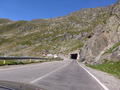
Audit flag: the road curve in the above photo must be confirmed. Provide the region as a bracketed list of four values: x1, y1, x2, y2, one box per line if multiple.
[0, 59, 106, 90]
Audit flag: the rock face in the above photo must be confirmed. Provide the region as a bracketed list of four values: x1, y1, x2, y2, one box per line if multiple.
[110, 46, 120, 61]
[79, 0, 120, 64]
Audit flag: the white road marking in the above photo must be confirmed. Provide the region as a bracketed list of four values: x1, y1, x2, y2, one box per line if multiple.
[30, 61, 72, 83]
[76, 60, 109, 90]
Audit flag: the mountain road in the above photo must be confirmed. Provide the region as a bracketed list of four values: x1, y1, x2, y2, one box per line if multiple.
[0, 59, 108, 90]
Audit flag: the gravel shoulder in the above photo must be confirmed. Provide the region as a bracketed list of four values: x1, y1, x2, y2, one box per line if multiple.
[82, 63, 120, 90]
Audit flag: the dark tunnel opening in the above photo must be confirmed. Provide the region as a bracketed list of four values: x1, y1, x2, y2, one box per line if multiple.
[70, 54, 78, 59]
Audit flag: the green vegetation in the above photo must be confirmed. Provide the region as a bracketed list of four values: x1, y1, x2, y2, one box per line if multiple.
[101, 13, 111, 24]
[68, 44, 84, 51]
[65, 28, 92, 36]
[92, 20, 104, 27]
[19, 41, 33, 46]
[0, 5, 113, 56]
[33, 44, 52, 52]
[51, 36, 62, 41]
[0, 38, 13, 45]
[104, 41, 120, 54]
[0, 18, 12, 24]
[0, 59, 62, 66]
[0, 52, 4, 56]
[68, 16, 80, 23]
[92, 13, 110, 27]
[0, 20, 27, 33]
[62, 40, 84, 54]
[86, 60, 120, 79]
[79, 28, 92, 33]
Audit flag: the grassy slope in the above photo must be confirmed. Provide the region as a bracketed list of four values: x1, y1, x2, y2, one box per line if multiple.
[0, 19, 91, 56]
[86, 60, 120, 79]
[0, 59, 62, 66]
[0, 18, 12, 24]
[0, 7, 111, 56]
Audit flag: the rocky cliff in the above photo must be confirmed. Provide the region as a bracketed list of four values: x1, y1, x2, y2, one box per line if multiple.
[0, 0, 120, 63]
[79, 0, 120, 64]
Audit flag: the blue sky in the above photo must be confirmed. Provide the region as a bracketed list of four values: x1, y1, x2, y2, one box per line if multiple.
[0, 0, 118, 21]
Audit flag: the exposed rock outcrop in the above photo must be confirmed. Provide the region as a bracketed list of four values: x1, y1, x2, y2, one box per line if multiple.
[79, 0, 120, 64]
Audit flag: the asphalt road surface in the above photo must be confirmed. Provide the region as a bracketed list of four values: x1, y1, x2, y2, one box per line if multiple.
[0, 59, 107, 90]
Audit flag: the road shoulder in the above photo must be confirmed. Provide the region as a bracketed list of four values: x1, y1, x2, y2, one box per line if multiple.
[80, 63, 120, 90]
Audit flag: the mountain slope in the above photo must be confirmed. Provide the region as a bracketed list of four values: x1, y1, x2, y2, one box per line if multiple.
[0, 0, 120, 64]
[80, 0, 120, 64]
[0, 18, 12, 24]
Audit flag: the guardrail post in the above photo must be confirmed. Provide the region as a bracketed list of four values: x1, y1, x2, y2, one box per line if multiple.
[29, 59, 32, 63]
[3, 60, 6, 65]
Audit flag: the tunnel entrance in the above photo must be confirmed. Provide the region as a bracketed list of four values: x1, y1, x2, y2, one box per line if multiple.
[70, 54, 78, 59]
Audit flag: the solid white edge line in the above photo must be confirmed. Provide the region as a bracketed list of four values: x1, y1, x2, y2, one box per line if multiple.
[76, 60, 109, 90]
[30, 61, 72, 83]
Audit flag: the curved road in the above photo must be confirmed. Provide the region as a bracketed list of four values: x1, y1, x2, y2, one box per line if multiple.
[0, 59, 107, 90]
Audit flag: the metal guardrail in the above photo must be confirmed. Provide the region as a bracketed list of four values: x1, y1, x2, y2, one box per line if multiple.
[0, 57, 58, 60]
[0, 57, 62, 65]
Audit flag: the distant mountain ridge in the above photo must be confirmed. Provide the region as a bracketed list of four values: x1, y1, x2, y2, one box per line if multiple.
[0, 0, 120, 64]
[0, 18, 12, 24]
